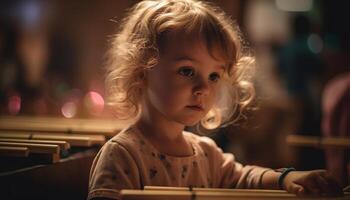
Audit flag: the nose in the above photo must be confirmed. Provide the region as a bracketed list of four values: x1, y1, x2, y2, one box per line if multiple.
[193, 77, 210, 96]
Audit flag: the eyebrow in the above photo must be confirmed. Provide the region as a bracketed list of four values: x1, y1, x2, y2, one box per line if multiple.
[174, 56, 226, 71]
[174, 56, 196, 62]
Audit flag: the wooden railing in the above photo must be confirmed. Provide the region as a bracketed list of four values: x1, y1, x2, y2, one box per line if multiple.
[120, 186, 350, 200]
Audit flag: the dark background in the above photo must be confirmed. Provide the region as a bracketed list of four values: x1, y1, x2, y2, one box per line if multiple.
[1, 0, 349, 185]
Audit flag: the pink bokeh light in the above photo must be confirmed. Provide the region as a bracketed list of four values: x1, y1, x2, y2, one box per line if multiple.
[84, 91, 104, 116]
[8, 95, 21, 115]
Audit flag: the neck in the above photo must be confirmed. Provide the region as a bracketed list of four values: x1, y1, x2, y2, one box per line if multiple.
[135, 99, 195, 157]
[136, 101, 185, 143]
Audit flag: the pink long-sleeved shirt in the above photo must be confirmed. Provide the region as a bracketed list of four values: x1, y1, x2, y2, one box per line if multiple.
[88, 125, 269, 199]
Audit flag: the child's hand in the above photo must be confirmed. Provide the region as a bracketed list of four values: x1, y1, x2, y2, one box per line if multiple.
[282, 170, 343, 196]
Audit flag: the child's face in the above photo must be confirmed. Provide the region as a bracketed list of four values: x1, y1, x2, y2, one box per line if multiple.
[144, 33, 225, 126]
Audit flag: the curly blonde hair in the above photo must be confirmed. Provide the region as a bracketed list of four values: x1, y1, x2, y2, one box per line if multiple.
[105, 0, 255, 129]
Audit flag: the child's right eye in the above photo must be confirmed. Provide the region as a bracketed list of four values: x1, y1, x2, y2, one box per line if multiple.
[177, 67, 195, 77]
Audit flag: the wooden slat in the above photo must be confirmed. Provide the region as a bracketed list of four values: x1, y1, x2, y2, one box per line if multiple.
[31, 134, 92, 147]
[144, 186, 287, 193]
[32, 133, 105, 146]
[84, 134, 106, 145]
[0, 142, 59, 154]
[121, 190, 190, 200]
[0, 132, 28, 139]
[0, 146, 29, 157]
[0, 138, 70, 150]
[145, 186, 350, 197]
[0, 116, 125, 136]
[0, 132, 105, 147]
[0, 142, 60, 163]
[287, 135, 350, 148]
[121, 189, 350, 200]
[121, 190, 350, 200]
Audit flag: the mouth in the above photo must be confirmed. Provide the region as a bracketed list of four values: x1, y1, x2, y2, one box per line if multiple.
[186, 105, 204, 111]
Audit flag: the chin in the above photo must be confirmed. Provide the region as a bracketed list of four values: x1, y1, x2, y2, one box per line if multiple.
[178, 117, 202, 127]
[172, 111, 206, 127]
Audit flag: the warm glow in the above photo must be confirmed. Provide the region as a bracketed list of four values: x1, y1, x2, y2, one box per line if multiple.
[61, 101, 77, 118]
[84, 91, 104, 116]
[8, 95, 21, 115]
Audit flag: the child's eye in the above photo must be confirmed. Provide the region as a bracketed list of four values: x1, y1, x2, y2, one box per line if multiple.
[177, 67, 195, 77]
[209, 72, 221, 82]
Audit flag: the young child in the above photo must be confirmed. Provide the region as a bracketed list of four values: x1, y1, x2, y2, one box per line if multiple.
[88, 0, 342, 199]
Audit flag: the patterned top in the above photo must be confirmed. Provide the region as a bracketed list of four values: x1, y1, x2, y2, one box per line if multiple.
[88, 125, 269, 200]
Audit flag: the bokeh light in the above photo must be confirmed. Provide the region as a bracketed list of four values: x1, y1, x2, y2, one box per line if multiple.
[275, 0, 313, 12]
[61, 101, 77, 118]
[84, 91, 104, 116]
[8, 95, 21, 115]
[307, 34, 323, 54]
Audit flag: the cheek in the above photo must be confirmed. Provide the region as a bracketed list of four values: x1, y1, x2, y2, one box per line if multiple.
[206, 85, 217, 101]
[145, 64, 193, 117]
[151, 70, 189, 94]
[147, 76, 190, 109]
[160, 85, 189, 107]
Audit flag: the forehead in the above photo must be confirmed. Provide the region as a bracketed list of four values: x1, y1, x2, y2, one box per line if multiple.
[159, 31, 226, 66]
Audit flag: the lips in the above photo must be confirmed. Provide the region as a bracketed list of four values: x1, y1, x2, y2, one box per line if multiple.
[186, 105, 204, 111]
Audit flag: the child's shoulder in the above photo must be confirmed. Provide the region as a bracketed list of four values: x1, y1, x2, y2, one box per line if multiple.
[183, 130, 220, 150]
[104, 125, 140, 150]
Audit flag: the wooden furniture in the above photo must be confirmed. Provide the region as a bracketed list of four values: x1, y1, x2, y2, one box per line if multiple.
[0, 132, 105, 148]
[120, 186, 350, 200]
[286, 135, 350, 149]
[286, 134, 350, 189]
[0, 146, 29, 157]
[0, 115, 126, 136]
[0, 115, 123, 200]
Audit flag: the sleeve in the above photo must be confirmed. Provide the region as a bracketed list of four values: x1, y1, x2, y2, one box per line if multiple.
[87, 141, 141, 200]
[202, 137, 270, 189]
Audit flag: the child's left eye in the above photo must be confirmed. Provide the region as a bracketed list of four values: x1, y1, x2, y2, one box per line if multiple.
[209, 72, 221, 82]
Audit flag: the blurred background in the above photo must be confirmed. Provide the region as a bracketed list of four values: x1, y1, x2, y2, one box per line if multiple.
[0, 0, 349, 186]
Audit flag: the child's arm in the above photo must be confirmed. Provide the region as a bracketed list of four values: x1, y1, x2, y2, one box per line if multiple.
[261, 169, 343, 196]
[199, 135, 342, 196]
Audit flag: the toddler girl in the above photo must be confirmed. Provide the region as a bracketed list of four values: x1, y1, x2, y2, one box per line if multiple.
[88, 0, 342, 199]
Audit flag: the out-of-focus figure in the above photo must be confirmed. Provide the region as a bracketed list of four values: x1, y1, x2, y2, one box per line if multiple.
[322, 72, 350, 187]
[276, 15, 324, 170]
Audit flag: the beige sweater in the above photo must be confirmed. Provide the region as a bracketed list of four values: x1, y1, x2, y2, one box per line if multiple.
[88, 125, 269, 199]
